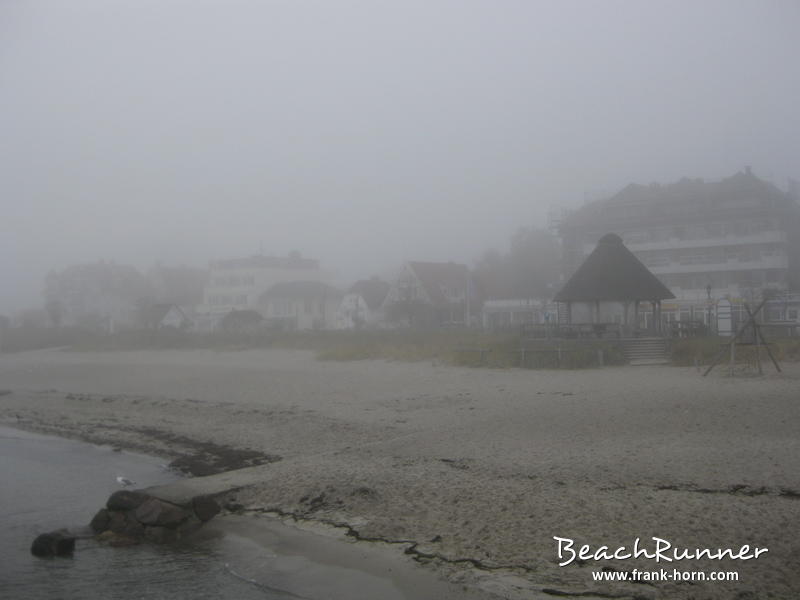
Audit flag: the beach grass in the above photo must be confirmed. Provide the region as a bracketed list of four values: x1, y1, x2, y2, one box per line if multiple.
[670, 336, 800, 366]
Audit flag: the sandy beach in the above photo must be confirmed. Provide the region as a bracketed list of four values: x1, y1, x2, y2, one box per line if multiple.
[1, 348, 799, 599]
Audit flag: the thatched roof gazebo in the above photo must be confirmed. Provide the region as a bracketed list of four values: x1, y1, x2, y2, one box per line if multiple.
[553, 233, 674, 334]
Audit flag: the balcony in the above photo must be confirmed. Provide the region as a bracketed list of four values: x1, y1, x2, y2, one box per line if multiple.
[648, 255, 788, 275]
[623, 230, 786, 253]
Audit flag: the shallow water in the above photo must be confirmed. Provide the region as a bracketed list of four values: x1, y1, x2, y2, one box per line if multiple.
[0, 426, 283, 600]
[0, 426, 467, 600]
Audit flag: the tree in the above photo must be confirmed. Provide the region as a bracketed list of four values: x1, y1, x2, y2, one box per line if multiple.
[43, 262, 152, 329]
[474, 227, 561, 300]
[147, 264, 207, 306]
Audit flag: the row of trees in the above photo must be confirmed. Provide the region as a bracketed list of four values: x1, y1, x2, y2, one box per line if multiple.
[42, 262, 207, 329]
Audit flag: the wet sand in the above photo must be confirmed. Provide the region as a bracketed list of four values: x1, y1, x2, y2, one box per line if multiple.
[1, 348, 799, 599]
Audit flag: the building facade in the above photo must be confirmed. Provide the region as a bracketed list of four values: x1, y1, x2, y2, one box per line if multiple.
[382, 261, 477, 328]
[336, 278, 390, 329]
[258, 281, 342, 331]
[559, 169, 800, 331]
[481, 299, 559, 331]
[197, 253, 326, 315]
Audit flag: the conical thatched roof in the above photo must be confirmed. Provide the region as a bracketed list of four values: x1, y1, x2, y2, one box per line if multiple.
[554, 234, 674, 302]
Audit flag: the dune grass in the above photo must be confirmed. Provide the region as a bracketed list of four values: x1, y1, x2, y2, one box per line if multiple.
[670, 336, 800, 367]
[52, 327, 627, 369]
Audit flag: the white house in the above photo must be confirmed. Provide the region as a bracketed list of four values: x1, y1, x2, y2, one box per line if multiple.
[382, 261, 477, 328]
[140, 304, 193, 330]
[336, 278, 390, 329]
[258, 281, 342, 331]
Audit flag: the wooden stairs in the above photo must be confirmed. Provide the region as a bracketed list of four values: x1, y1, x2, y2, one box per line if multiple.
[622, 337, 670, 366]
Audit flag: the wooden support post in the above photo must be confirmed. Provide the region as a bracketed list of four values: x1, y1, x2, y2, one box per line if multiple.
[651, 301, 657, 334]
[753, 309, 763, 375]
[657, 300, 662, 335]
[703, 297, 769, 377]
[744, 303, 781, 373]
[729, 339, 735, 378]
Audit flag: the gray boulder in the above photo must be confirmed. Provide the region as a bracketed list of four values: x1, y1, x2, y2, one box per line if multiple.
[192, 495, 221, 522]
[89, 508, 110, 533]
[31, 531, 75, 557]
[107, 490, 149, 511]
[106, 510, 129, 534]
[134, 498, 189, 528]
[143, 526, 177, 544]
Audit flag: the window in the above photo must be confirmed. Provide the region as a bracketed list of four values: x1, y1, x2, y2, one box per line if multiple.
[767, 308, 783, 322]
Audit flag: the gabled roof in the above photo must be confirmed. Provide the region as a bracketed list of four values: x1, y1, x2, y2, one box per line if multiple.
[348, 279, 390, 310]
[141, 303, 188, 327]
[554, 234, 675, 302]
[259, 281, 341, 302]
[408, 261, 471, 306]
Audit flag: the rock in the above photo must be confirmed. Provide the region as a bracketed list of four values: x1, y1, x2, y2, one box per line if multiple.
[89, 508, 111, 533]
[121, 516, 145, 538]
[96, 530, 139, 547]
[107, 490, 149, 511]
[134, 498, 188, 528]
[143, 526, 177, 544]
[106, 510, 129, 534]
[224, 502, 245, 513]
[31, 531, 76, 557]
[192, 495, 221, 522]
[176, 514, 203, 538]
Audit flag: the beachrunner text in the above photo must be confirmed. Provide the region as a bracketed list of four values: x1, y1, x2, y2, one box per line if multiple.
[553, 536, 768, 567]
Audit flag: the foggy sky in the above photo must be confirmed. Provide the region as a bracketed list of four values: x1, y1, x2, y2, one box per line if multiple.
[2, 0, 799, 313]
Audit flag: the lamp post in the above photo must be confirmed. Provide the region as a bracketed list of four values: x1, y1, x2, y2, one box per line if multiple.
[706, 283, 713, 335]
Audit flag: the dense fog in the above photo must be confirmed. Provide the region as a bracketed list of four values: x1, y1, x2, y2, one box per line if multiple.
[1, 0, 798, 313]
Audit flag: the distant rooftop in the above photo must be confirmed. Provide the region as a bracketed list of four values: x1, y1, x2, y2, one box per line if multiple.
[562, 168, 795, 229]
[408, 261, 471, 306]
[348, 278, 390, 310]
[211, 254, 319, 270]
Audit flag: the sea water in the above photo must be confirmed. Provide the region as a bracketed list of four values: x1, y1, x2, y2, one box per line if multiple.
[0, 426, 281, 600]
[0, 426, 462, 600]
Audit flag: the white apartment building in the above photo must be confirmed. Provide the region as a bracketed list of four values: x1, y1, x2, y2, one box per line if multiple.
[559, 169, 800, 329]
[196, 253, 328, 327]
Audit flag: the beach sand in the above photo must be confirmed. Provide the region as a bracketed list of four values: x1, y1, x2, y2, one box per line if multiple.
[1, 348, 798, 599]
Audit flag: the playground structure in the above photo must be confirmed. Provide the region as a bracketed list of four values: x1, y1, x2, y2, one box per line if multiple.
[703, 298, 782, 377]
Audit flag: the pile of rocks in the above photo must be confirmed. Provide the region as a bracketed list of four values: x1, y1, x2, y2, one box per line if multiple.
[89, 489, 220, 546]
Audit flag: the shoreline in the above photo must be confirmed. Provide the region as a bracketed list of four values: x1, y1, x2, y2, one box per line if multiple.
[2, 348, 800, 599]
[2, 421, 492, 600]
